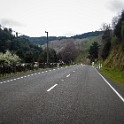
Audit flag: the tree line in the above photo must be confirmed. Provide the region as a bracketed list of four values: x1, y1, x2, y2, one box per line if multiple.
[0, 26, 79, 76]
[88, 10, 124, 63]
[0, 27, 59, 64]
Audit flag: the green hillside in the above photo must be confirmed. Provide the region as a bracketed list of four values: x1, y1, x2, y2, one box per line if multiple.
[21, 31, 103, 45]
[99, 10, 124, 86]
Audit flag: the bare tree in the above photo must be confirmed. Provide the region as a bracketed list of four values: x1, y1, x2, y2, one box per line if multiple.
[112, 16, 119, 30]
[61, 42, 78, 64]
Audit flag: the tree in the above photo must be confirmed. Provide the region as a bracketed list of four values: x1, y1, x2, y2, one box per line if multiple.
[38, 49, 57, 63]
[112, 16, 119, 30]
[38, 50, 47, 63]
[61, 42, 78, 64]
[89, 42, 99, 62]
[49, 49, 57, 63]
[102, 41, 111, 60]
[114, 10, 124, 40]
[101, 23, 112, 40]
[25, 51, 34, 63]
[100, 23, 112, 60]
[0, 50, 21, 64]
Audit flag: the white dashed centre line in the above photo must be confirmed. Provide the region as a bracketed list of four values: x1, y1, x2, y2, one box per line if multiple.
[47, 84, 58, 92]
[66, 74, 70, 77]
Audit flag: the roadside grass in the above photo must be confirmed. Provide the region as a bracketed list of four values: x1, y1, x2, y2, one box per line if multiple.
[0, 69, 43, 79]
[99, 68, 124, 87]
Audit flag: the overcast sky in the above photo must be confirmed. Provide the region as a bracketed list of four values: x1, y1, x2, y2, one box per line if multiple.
[0, 0, 124, 37]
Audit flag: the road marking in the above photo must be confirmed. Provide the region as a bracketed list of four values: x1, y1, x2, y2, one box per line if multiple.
[47, 84, 58, 92]
[61, 79, 64, 82]
[96, 69, 124, 103]
[66, 74, 70, 77]
[0, 66, 66, 85]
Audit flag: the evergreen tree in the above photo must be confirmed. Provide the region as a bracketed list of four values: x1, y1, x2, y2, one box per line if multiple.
[114, 10, 124, 40]
[89, 42, 99, 62]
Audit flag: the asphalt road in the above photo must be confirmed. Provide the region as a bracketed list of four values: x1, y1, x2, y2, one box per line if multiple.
[0, 65, 124, 124]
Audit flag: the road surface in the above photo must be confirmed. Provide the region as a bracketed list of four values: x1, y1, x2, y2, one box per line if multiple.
[0, 65, 124, 124]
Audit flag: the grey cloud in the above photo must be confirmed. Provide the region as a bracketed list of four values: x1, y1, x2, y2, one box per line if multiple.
[0, 18, 25, 27]
[106, 0, 124, 13]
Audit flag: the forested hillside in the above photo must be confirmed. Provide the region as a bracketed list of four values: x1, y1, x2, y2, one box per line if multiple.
[0, 26, 103, 65]
[42, 34, 102, 63]
[0, 27, 43, 63]
[0, 28, 58, 64]
[21, 35, 68, 45]
[102, 10, 124, 73]
[21, 31, 103, 45]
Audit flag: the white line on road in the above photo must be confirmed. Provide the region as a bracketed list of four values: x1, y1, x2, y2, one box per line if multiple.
[61, 79, 64, 82]
[47, 84, 58, 92]
[66, 74, 70, 77]
[96, 69, 124, 103]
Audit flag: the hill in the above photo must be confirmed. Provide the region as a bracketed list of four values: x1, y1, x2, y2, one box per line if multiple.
[21, 35, 68, 45]
[42, 33, 102, 63]
[101, 10, 124, 73]
[0, 26, 103, 64]
[20, 31, 103, 45]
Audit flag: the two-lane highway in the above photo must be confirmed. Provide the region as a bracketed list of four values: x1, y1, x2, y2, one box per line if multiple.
[0, 65, 124, 124]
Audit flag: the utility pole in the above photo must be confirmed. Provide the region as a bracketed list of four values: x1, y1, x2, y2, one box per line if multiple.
[45, 31, 49, 64]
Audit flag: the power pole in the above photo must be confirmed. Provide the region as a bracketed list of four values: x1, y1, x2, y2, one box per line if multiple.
[45, 31, 49, 64]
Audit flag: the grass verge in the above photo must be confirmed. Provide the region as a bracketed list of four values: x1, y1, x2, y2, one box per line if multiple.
[99, 68, 124, 87]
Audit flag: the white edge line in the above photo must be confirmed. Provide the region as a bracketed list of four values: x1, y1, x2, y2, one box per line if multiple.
[95, 68, 124, 103]
[47, 84, 58, 92]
